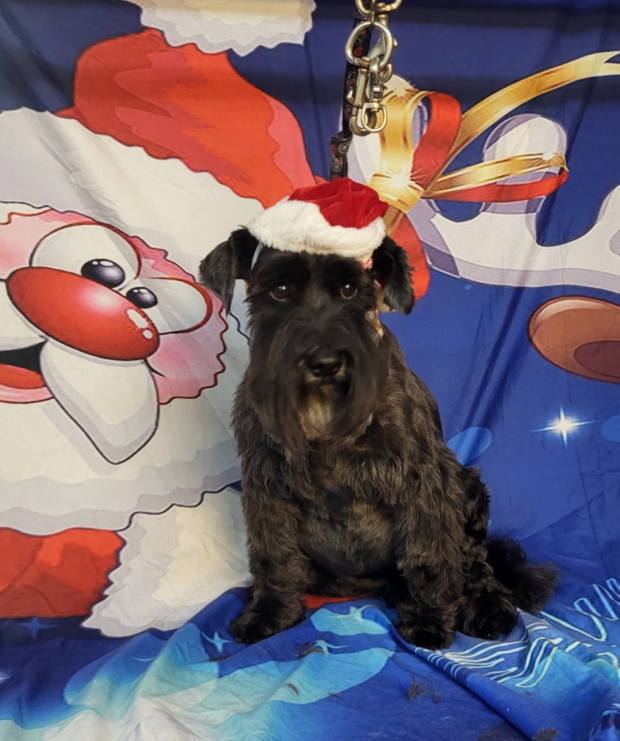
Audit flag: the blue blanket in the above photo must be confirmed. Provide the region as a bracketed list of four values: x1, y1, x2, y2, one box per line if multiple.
[1, 582, 619, 739]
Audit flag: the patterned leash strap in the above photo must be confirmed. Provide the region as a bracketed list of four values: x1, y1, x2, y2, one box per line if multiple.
[329, 21, 373, 181]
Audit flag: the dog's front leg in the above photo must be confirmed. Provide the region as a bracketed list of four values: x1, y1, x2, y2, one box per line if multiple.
[393, 463, 466, 651]
[230, 488, 309, 644]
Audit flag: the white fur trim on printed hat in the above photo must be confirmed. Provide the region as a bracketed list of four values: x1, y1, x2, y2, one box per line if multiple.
[247, 197, 386, 261]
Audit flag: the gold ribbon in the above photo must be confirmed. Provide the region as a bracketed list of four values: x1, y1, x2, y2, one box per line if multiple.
[428, 152, 567, 198]
[451, 51, 620, 160]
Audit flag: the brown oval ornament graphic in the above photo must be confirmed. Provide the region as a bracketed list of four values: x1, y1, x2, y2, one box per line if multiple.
[528, 296, 620, 383]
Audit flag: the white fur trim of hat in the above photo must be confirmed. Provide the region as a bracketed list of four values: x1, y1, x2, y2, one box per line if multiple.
[248, 197, 386, 261]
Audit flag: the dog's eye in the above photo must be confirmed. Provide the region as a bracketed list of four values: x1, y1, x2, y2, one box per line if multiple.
[340, 283, 357, 299]
[271, 283, 292, 301]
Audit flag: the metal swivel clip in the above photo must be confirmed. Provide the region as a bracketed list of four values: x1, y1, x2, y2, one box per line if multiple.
[344, 0, 402, 136]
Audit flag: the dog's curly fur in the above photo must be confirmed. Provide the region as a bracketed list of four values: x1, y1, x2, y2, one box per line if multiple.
[200, 228, 558, 650]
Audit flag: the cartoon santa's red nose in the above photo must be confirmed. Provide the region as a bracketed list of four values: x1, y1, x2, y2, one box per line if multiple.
[7, 267, 160, 361]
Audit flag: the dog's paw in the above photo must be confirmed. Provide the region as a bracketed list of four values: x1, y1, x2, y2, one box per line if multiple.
[396, 619, 454, 651]
[230, 601, 304, 645]
[230, 609, 274, 644]
[462, 588, 518, 641]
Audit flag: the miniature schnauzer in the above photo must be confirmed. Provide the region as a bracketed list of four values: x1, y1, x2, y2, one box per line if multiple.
[200, 229, 558, 650]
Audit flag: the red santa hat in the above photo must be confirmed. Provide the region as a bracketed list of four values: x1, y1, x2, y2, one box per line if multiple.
[247, 178, 388, 264]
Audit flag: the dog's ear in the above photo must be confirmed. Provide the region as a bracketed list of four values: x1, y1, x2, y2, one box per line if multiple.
[199, 228, 259, 312]
[370, 236, 415, 314]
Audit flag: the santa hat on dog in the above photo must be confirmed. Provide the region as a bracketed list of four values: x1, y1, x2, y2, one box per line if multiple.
[200, 177, 415, 316]
[247, 178, 388, 266]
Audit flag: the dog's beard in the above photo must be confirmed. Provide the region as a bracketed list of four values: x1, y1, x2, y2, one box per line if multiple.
[247, 314, 384, 457]
[298, 383, 341, 439]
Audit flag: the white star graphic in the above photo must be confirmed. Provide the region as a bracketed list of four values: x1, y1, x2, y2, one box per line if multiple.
[535, 408, 594, 446]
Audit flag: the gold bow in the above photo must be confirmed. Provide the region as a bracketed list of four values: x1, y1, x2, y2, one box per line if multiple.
[369, 51, 620, 221]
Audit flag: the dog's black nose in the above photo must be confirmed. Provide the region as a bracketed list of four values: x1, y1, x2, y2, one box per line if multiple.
[306, 349, 344, 379]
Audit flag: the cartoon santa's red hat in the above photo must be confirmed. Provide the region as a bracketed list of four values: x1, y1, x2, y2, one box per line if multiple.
[247, 178, 388, 263]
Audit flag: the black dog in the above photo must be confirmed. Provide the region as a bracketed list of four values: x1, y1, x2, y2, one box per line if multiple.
[200, 229, 558, 650]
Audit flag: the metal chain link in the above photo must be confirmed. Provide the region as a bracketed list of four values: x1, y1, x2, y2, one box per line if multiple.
[344, 0, 402, 136]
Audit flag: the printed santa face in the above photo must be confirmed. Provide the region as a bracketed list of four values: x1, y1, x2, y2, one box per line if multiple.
[0, 203, 251, 535]
[2, 212, 210, 461]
